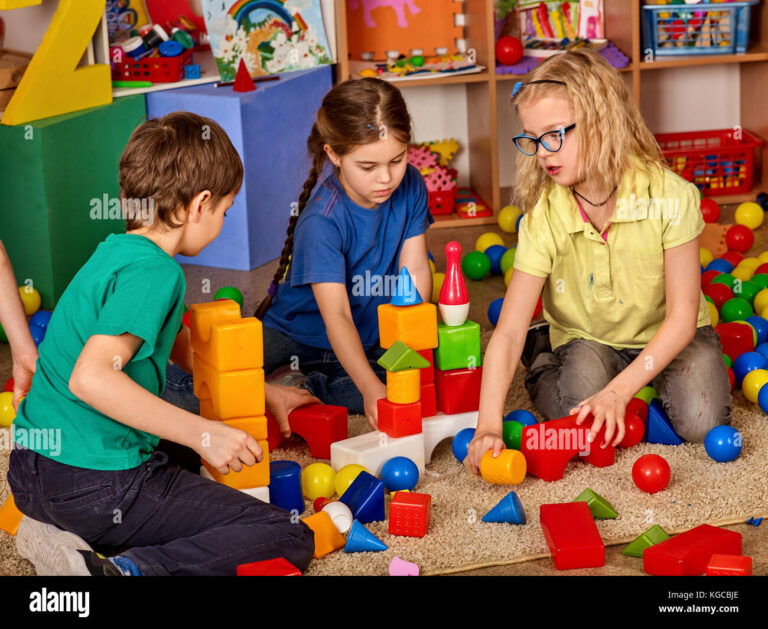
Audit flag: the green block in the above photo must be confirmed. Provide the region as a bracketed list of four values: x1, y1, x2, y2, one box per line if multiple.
[377, 340, 430, 372]
[435, 320, 482, 371]
[0, 95, 147, 309]
[634, 385, 658, 405]
[573, 488, 618, 519]
[623, 525, 670, 558]
[502, 420, 523, 450]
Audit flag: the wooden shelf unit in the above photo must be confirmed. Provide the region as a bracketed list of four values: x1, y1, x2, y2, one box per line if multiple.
[333, 0, 768, 226]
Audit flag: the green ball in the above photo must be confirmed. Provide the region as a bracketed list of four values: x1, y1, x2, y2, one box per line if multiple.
[500, 247, 517, 275]
[461, 251, 491, 280]
[635, 385, 658, 405]
[214, 286, 244, 308]
[733, 279, 761, 305]
[502, 420, 524, 450]
[710, 273, 736, 290]
[0, 322, 6, 343]
[721, 298, 753, 323]
[751, 273, 768, 290]
[723, 353, 732, 368]
[410, 55, 425, 67]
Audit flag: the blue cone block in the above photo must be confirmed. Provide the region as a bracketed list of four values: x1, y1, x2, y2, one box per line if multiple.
[482, 491, 526, 524]
[344, 520, 388, 553]
[268, 461, 305, 515]
[390, 267, 422, 306]
[646, 399, 684, 445]
[339, 471, 385, 523]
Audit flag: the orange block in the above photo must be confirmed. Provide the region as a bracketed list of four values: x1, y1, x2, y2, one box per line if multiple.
[386, 369, 421, 404]
[303, 510, 345, 558]
[0, 495, 23, 536]
[202, 439, 270, 489]
[190, 301, 263, 371]
[378, 302, 438, 350]
[193, 353, 265, 419]
[199, 400, 268, 440]
[481, 449, 527, 485]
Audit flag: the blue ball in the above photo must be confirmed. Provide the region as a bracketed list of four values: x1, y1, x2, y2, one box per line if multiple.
[427, 250, 435, 263]
[485, 244, 507, 275]
[704, 425, 742, 462]
[452, 428, 475, 462]
[746, 316, 768, 346]
[706, 259, 734, 274]
[732, 351, 768, 387]
[756, 343, 768, 361]
[504, 409, 537, 426]
[758, 383, 768, 413]
[381, 456, 419, 491]
[29, 322, 45, 347]
[515, 213, 523, 232]
[487, 297, 504, 326]
[29, 310, 52, 330]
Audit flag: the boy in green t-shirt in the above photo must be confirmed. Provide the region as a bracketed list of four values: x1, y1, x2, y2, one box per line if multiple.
[7, 112, 316, 576]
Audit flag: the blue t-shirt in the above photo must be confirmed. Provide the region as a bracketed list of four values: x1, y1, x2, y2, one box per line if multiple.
[262, 163, 434, 350]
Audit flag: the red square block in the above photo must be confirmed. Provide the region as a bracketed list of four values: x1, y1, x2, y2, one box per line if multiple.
[389, 491, 431, 537]
[236, 557, 302, 576]
[377, 398, 422, 437]
[705, 554, 752, 576]
[644, 524, 742, 576]
[540, 502, 605, 570]
[265, 403, 348, 458]
[420, 381, 437, 418]
[418, 349, 434, 384]
[435, 366, 482, 414]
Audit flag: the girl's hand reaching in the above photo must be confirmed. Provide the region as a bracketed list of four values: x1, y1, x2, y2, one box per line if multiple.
[195, 418, 263, 476]
[466, 430, 505, 476]
[569, 387, 630, 448]
[362, 380, 387, 431]
[265, 383, 321, 439]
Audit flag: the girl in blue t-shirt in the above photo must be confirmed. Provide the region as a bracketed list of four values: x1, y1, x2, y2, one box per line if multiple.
[256, 78, 434, 430]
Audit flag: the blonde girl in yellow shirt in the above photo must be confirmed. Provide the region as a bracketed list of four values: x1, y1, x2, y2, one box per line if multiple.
[467, 49, 731, 474]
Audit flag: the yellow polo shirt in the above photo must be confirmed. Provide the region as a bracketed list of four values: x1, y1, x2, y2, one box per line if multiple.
[514, 162, 711, 351]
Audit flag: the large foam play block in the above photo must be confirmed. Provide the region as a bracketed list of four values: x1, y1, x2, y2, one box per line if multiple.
[0, 95, 146, 308]
[420, 382, 437, 419]
[646, 399, 684, 445]
[418, 349, 434, 384]
[435, 367, 482, 414]
[285, 404, 348, 459]
[145, 67, 332, 271]
[0, 495, 23, 535]
[193, 353, 265, 419]
[190, 301, 263, 371]
[338, 471, 385, 523]
[237, 558, 302, 576]
[705, 554, 752, 576]
[623, 525, 670, 557]
[389, 492, 431, 538]
[378, 302, 439, 350]
[422, 411, 477, 463]
[377, 341, 430, 372]
[540, 502, 605, 570]
[303, 510, 346, 558]
[435, 320, 482, 371]
[643, 524, 742, 576]
[202, 439, 270, 489]
[377, 398, 422, 438]
[386, 369, 421, 404]
[331, 431, 426, 477]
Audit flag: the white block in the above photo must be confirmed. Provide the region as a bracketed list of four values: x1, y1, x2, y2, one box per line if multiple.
[200, 466, 270, 502]
[331, 431, 426, 477]
[422, 411, 478, 463]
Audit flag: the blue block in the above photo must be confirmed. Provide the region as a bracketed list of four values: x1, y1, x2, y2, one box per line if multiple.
[268, 460, 304, 515]
[338, 471, 385, 523]
[390, 267, 421, 306]
[646, 399, 684, 445]
[184, 64, 201, 79]
[344, 520, 388, 553]
[482, 491, 526, 524]
[146, 67, 333, 270]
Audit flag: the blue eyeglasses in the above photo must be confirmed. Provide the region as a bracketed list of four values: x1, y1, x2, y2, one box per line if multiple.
[513, 123, 576, 156]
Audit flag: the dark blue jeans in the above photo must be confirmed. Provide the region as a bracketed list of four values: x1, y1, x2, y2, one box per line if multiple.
[7, 445, 315, 576]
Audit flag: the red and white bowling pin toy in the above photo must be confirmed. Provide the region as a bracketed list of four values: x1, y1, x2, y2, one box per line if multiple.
[439, 241, 470, 326]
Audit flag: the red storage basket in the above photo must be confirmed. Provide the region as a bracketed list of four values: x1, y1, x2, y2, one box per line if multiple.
[428, 188, 457, 215]
[655, 128, 764, 197]
[112, 49, 193, 83]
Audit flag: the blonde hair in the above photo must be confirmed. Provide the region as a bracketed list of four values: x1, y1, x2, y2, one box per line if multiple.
[510, 48, 665, 213]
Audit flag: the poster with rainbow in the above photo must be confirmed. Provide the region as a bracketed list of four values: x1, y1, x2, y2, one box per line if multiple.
[202, 0, 332, 80]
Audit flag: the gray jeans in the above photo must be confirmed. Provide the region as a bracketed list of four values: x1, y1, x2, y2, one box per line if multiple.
[525, 325, 732, 443]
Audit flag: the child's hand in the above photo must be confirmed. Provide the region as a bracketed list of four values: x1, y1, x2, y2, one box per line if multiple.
[11, 350, 37, 410]
[569, 387, 629, 448]
[265, 383, 321, 438]
[466, 430, 505, 476]
[196, 419, 263, 475]
[363, 380, 387, 431]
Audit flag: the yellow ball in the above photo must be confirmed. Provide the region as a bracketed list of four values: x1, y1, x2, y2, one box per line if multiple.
[301, 463, 336, 500]
[742, 368, 768, 403]
[0, 392, 15, 427]
[432, 272, 445, 303]
[740, 257, 761, 270]
[732, 265, 754, 282]
[18, 286, 41, 316]
[735, 321, 758, 347]
[475, 232, 505, 253]
[334, 464, 368, 498]
[428, 259, 435, 274]
[498, 205, 523, 233]
[707, 300, 719, 326]
[735, 202, 764, 230]
[757, 251, 768, 264]
[754, 289, 768, 315]
[700, 247, 714, 269]
[504, 266, 514, 287]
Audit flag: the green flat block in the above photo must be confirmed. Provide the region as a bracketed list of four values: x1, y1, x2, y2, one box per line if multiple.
[377, 340, 430, 372]
[634, 385, 658, 405]
[623, 525, 670, 558]
[573, 488, 618, 519]
[0, 95, 147, 309]
[435, 320, 482, 371]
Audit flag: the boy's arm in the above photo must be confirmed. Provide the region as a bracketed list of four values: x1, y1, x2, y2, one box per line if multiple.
[398, 233, 432, 303]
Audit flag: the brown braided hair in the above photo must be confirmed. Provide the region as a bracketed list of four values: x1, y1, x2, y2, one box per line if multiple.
[254, 77, 412, 319]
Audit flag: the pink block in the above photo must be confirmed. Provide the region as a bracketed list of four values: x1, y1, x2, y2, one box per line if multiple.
[389, 556, 419, 576]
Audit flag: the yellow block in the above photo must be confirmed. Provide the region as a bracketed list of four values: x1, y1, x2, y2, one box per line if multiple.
[193, 353, 265, 419]
[303, 511, 346, 558]
[190, 301, 263, 371]
[480, 450, 527, 485]
[378, 302, 438, 350]
[203, 439, 270, 489]
[386, 369, 421, 404]
[198, 400, 268, 439]
[0, 495, 23, 535]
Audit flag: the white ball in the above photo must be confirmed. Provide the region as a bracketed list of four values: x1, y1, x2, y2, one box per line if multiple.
[322, 501, 353, 534]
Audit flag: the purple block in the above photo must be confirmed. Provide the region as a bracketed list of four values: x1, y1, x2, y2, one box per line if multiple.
[496, 42, 630, 76]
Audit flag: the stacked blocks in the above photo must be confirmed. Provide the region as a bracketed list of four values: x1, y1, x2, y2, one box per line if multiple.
[389, 492, 432, 538]
[418, 348, 437, 417]
[435, 366, 483, 414]
[435, 321, 482, 371]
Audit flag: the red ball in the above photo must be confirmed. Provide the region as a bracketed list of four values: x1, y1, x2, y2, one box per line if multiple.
[720, 251, 744, 267]
[725, 225, 754, 254]
[703, 282, 734, 310]
[700, 269, 722, 289]
[495, 36, 523, 66]
[532, 296, 543, 320]
[313, 497, 331, 513]
[632, 454, 671, 493]
[727, 366, 735, 390]
[626, 397, 649, 423]
[3, 378, 13, 393]
[755, 263, 768, 276]
[182, 310, 191, 328]
[619, 411, 646, 448]
[700, 198, 721, 223]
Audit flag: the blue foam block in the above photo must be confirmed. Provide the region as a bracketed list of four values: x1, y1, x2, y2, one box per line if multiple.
[338, 471, 385, 523]
[646, 399, 684, 445]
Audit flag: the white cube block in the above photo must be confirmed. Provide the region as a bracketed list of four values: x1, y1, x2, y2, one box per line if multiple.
[200, 466, 270, 502]
[422, 411, 478, 463]
[331, 431, 425, 477]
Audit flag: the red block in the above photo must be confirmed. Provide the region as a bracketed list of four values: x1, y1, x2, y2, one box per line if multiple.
[716, 322, 754, 362]
[435, 366, 482, 414]
[644, 524, 742, 576]
[576, 418, 615, 468]
[377, 398, 422, 438]
[265, 404, 348, 458]
[418, 349, 434, 384]
[520, 415, 589, 481]
[236, 557, 302, 576]
[540, 502, 605, 570]
[389, 491, 431, 538]
[266, 411, 287, 452]
[420, 381, 437, 418]
[705, 554, 752, 576]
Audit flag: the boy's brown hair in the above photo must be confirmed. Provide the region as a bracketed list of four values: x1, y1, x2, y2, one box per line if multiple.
[120, 111, 244, 231]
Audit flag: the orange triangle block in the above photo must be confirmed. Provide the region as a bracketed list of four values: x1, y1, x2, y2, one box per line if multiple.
[233, 58, 256, 93]
[0, 495, 23, 536]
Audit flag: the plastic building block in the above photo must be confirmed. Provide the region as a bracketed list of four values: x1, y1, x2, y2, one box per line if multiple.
[200, 466, 270, 501]
[338, 471, 385, 523]
[322, 501, 354, 534]
[716, 321, 754, 362]
[378, 302, 438, 350]
[644, 524, 742, 576]
[520, 415, 591, 482]
[237, 557, 301, 576]
[705, 554, 752, 576]
[577, 433, 616, 468]
[420, 382, 437, 419]
[386, 369, 421, 404]
[345, 520, 388, 553]
[418, 349, 434, 384]
[0, 495, 23, 535]
[202, 438, 270, 489]
[265, 410, 288, 452]
[422, 410, 478, 463]
[480, 449, 527, 485]
[184, 63, 201, 79]
[190, 301, 263, 371]
[540, 502, 606, 570]
[389, 556, 419, 576]
[573, 489, 618, 519]
[269, 461, 304, 516]
[377, 340, 430, 372]
[390, 267, 422, 306]
[284, 404, 348, 459]
[193, 354, 265, 419]
[198, 410, 268, 443]
[747, 516, 763, 526]
[331, 430, 426, 477]
[435, 320, 482, 371]
[377, 398, 422, 438]
[389, 492, 431, 538]
[623, 525, 670, 557]
[646, 399, 684, 445]
[303, 511, 346, 558]
[435, 366, 482, 414]
[233, 58, 256, 92]
[482, 491, 526, 524]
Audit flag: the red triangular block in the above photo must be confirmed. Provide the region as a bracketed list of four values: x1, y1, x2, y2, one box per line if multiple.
[233, 58, 256, 93]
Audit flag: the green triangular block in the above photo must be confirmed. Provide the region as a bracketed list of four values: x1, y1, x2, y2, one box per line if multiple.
[573, 488, 618, 519]
[623, 525, 670, 557]
[377, 340, 430, 372]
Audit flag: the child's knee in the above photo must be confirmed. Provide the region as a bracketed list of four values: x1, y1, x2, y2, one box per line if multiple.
[667, 391, 731, 443]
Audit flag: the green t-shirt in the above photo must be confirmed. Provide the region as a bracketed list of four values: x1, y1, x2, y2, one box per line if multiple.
[13, 233, 186, 470]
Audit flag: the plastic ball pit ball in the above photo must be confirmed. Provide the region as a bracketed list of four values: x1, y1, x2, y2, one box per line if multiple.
[301, 463, 336, 500]
[488, 297, 504, 326]
[734, 201, 764, 230]
[504, 267, 514, 287]
[214, 286, 244, 308]
[498, 205, 523, 233]
[30, 310, 52, 330]
[19, 286, 41, 316]
[619, 412, 645, 448]
[732, 351, 768, 387]
[504, 409, 537, 426]
[0, 391, 15, 427]
[475, 232, 504, 253]
[632, 454, 671, 494]
[461, 251, 491, 280]
[500, 248, 516, 275]
[452, 428, 476, 462]
[699, 198, 721, 223]
[380, 456, 419, 492]
[725, 225, 754, 254]
[335, 464, 368, 497]
[432, 272, 445, 303]
[720, 297, 753, 323]
[495, 36, 523, 66]
[706, 258, 734, 274]
[485, 244, 507, 275]
[704, 425, 742, 463]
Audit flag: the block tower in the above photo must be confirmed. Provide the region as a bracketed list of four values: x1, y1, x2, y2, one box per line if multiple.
[190, 300, 270, 494]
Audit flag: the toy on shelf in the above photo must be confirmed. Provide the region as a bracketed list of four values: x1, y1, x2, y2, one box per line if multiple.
[389, 491, 431, 537]
[482, 490, 526, 524]
[540, 501, 605, 570]
[495, 35, 523, 65]
[236, 557, 302, 576]
[353, 53, 482, 81]
[233, 58, 256, 93]
[408, 142, 458, 215]
[632, 454, 671, 494]
[643, 524, 742, 576]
